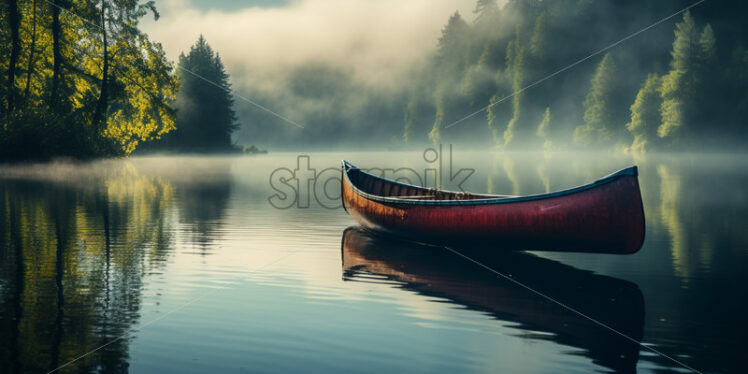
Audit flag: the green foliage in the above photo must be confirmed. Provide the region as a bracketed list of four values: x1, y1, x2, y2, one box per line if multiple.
[626, 74, 662, 153]
[401, 0, 746, 151]
[658, 70, 682, 140]
[435, 12, 471, 75]
[429, 89, 444, 145]
[668, 11, 702, 74]
[574, 53, 618, 146]
[425, 11, 472, 145]
[476, 36, 505, 70]
[461, 62, 494, 107]
[0, 0, 177, 161]
[103, 32, 178, 154]
[699, 25, 716, 63]
[473, 0, 500, 37]
[536, 107, 550, 138]
[503, 37, 524, 148]
[658, 11, 716, 145]
[536, 107, 551, 150]
[474, 0, 499, 20]
[529, 12, 546, 60]
[486, 94, 505, 145]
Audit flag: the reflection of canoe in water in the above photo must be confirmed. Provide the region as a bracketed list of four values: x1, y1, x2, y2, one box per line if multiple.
[341, 161, 645, 254]
[341, 227, 645, 373]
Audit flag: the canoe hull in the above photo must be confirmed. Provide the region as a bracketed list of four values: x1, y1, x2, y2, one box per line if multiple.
[342, 163, 645, 254]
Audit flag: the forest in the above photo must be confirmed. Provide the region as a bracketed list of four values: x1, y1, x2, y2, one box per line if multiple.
[236, 0, 747, 151]
[0, 1, 238, 161]
[1, 0, 746, 160]
[399, 0, 748, 152]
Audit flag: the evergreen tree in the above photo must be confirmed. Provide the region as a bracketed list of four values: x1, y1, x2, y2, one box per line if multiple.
[529, 12, 547, 61]
[486, 94, 504, 145]
[461, 60, 494, 107]
[574, 53, 618, 146]
[435, 12, 470, 75]
[473, 0, 499, 34]
[428, 12, 470, 145]
[659, 11, 698, 141]
[474, 0, 498, 20]
[658, 11, 715, 144]
[477, 37, 504, 69]
[429, 89, 445, 145]
[504, 37, 525, 147]
[403, 91, 418, 143]
[626, 74, 662, 153]
[699, 25, 716, 64]
[170, 35, 240, 151]
[406, 0, 742, 150]
[536, 107, 551, 150]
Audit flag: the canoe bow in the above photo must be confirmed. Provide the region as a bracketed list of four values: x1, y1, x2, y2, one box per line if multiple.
[341, 160, 645, 254]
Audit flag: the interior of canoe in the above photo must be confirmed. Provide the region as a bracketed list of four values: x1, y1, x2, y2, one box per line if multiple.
[345, 166, 502, 201]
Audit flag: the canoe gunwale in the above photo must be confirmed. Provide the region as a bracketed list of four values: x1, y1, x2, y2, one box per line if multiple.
[342, 160, 638, 207]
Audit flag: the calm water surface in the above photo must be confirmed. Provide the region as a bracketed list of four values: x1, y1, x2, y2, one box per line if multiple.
[1, 151, 746, 373]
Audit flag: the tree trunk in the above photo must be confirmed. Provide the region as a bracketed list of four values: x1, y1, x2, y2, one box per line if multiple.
[50, 0, 62, 109]
[93, 1, 109, 131]
[23, 0, 38, 105]
[6, 0, 21, 114]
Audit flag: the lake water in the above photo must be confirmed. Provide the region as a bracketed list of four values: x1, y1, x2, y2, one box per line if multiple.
[1, 151, 746, 373]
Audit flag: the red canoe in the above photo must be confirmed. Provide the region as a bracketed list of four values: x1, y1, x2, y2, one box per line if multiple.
[341, 161, 645, 254]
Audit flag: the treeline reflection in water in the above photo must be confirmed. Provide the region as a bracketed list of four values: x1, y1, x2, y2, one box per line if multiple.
[411, 151, 748, 373]
[477, 152, 747, 279]
[0, 159, 232, 373]
[0, 152, 746, 373]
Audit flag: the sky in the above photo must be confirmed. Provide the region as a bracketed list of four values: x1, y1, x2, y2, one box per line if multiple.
[141, 0, 479, 89]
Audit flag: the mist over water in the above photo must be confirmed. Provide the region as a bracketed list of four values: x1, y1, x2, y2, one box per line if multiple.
[2, 0, 746, 372]
[1, 151, 746, 373]
[139, 1, 747, 151]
